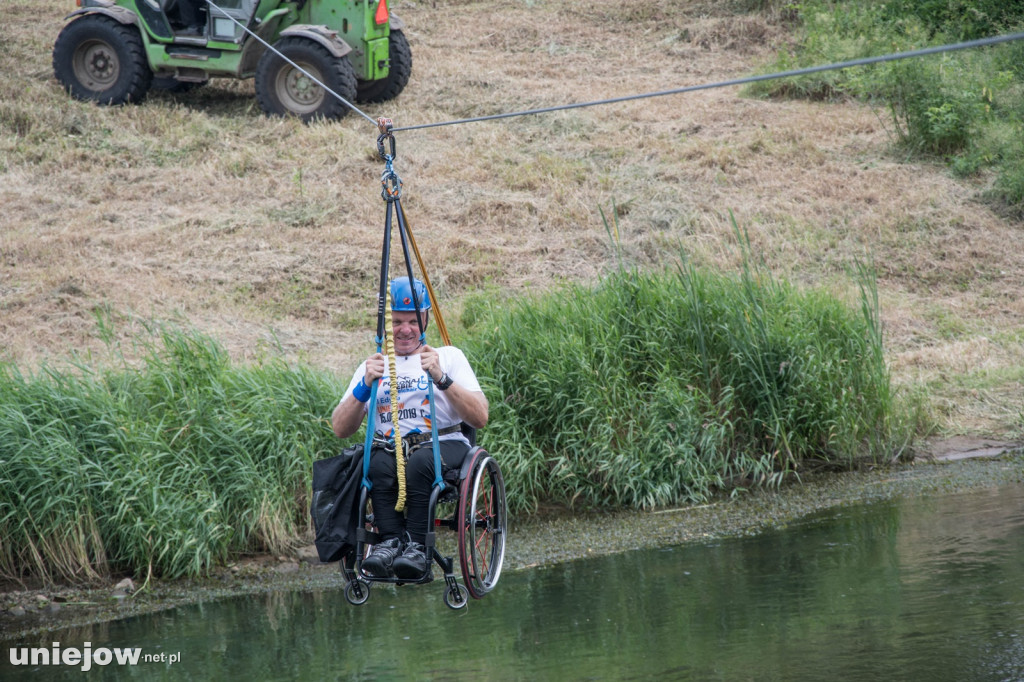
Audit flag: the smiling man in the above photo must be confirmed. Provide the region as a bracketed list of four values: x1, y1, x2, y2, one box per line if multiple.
[331, 277, 489, 580]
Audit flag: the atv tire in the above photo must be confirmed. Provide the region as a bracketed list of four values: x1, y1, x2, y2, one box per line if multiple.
[255, 38, 357, 123]
[53, 15, 153, 105]
[356, 29, 412, 104]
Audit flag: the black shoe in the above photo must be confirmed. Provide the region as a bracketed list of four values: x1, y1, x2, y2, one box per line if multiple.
[178, 25, 204, 36]
[392, 541, 429, 580]
[361, 537, 402, 578]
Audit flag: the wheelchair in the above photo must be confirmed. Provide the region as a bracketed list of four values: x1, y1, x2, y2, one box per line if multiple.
[341, 426, 507, 610]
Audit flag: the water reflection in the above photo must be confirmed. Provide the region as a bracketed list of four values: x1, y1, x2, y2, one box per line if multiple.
[4, 485, 1023, 680]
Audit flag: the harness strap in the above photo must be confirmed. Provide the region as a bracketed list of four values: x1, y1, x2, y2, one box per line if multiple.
[405, 424, 461, 446]
[372, 424, 462, 452]
[364, 119, 448, 501]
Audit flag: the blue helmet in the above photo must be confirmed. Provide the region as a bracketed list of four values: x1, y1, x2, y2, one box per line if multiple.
[390, 276, 431, 311]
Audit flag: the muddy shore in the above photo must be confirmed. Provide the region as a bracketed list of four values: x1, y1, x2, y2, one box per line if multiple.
[2, 439, 1020, 642]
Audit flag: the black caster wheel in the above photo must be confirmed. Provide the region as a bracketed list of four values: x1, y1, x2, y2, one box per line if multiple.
[344, 578, 371, 605]
[443, 583, 469, 610]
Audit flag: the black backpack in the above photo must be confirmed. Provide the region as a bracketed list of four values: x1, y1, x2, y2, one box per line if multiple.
[310, 444, 364, 563]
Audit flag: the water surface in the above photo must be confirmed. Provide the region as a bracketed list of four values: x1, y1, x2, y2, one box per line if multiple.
[5, 484, 1024, 680]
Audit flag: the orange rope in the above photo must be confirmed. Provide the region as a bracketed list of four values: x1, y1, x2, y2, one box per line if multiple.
[399, 202, 451, 347]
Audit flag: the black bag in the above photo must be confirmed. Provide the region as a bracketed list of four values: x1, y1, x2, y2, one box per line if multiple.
[310, 444, 364, 563]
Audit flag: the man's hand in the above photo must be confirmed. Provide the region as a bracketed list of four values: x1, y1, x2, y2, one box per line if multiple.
[332, 352, 385, 439]
[364, 352, 386, 385]
[419, 345, 443, 383]
[418, 345, 489, 429]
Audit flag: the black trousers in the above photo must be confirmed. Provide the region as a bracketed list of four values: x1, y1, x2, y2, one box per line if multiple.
[367, 439, 470, 544]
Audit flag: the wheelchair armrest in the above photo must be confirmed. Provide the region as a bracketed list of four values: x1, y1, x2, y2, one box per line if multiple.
[460, 422, 477, 447]
[456, 445, 485, 482]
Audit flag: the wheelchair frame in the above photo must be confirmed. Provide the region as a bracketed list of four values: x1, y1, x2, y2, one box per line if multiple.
[341, 436, 507, 609]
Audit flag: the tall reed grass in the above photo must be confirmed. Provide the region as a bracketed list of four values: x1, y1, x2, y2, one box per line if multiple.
[0, 246, 918, 583]
[0, 321, 339, 584]
[463, 231, 917, 513]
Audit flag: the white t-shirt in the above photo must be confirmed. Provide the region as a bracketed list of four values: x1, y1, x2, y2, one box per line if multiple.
[342, 346, 482, 445]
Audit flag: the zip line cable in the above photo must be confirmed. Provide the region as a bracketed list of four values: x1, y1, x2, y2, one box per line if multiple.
[391, 31, 1024, 132]
[204, 1, 1023, 134]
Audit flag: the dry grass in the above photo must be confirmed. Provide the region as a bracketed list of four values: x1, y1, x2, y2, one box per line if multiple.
[2, 0, 1022, 437]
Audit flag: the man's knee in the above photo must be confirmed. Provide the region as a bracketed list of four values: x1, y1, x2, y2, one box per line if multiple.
[368, 447, 398, 486]
[406, 447, 436, 480]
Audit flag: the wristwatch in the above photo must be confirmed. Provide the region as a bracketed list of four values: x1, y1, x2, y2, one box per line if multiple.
[434, 372, 454, 390]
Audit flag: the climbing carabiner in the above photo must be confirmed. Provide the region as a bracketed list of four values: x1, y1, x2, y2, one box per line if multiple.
[376, 117, 401, 201]
[380, 166, 402, 201]
[376, 117, 396, 162]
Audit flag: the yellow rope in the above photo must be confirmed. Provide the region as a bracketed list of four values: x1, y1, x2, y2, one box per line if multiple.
[384, 285, 406, 512]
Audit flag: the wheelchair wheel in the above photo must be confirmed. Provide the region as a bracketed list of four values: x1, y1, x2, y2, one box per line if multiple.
[443, 582, 469, 610]
[344, 578, 371, 605]
[457, 450, 507, 599]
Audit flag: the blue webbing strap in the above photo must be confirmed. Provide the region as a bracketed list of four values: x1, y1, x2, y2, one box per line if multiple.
[394, 193, 445, 491]
[360, 379, 378, 491]
[426, 380, 444, 490]
[362, 162, 396, 492]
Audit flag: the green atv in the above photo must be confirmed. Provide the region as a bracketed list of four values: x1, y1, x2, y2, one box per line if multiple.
[53, 0, 411, 121]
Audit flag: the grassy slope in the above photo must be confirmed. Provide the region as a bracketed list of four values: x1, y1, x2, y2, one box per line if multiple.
[1, 0, 1022, 438]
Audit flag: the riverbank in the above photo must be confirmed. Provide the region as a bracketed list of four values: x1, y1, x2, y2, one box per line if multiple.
[2, 438, 1020, 643]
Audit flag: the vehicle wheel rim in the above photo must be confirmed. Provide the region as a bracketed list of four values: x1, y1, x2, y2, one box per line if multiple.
[73, 40, 119, 90]
[276, 61, 324, 114]
[444, 584, 468, 609]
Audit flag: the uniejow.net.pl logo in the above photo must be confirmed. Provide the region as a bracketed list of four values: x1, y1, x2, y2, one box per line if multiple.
[7, 642, 181, 671]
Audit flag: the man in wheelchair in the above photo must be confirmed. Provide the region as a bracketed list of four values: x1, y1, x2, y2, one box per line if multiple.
[331, 277, 489, 581]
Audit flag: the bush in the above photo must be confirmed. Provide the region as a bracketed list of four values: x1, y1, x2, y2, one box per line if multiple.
[0, 323, 340, 583]
[883, 58, 992, 155]
[463, 235, 916, 513]
[748, 0, 1024, 217]
[881, 0, 1024, 40]
[0, 256, 922, 579]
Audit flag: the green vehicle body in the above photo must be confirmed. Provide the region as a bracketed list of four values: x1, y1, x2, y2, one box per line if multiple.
[54, 0, 410, 120]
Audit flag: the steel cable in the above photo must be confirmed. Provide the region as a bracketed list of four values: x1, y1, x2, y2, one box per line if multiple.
[391, 31, 1024, 132]
[201, 3, 1023, 134]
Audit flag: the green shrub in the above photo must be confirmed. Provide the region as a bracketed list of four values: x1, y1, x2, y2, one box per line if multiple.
[0, 323, 340, 583]
[989, 143, 1024, 217]
[0, 255, 922, 580]
[748, 0, 1024, 218]
[881, 0, 1024, 40]
[463, 234, 916, 513]
[883, 58, 992, 155]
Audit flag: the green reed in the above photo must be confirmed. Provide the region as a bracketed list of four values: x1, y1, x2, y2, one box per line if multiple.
[0, 253, 919, 583]
[0, 323, 339, 584]
[463, 242, 917, 513]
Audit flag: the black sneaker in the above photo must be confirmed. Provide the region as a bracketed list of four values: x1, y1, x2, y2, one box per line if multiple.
[361, 537, 402, 578]
[392, 542, 429, 580]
